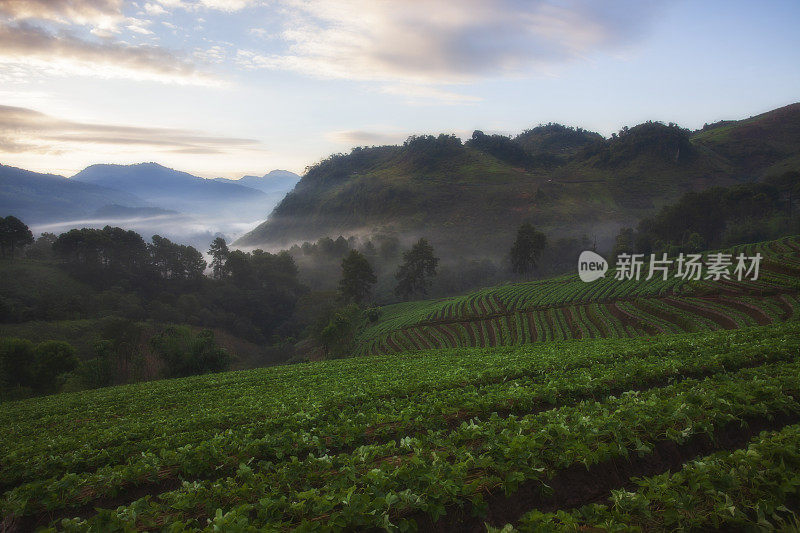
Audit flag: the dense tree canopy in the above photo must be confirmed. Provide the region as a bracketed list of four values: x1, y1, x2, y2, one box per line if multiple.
[510, 223, 547, 275]
[0, 216, 34, 260]
[208, 237, 230, 280]
[338, 249, 377, 304]
[395, 238, 439, 299]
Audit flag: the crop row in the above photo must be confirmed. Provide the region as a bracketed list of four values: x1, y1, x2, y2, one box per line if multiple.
[363, 235, 800, 338]
[1, 323, 799, 530]
[367, 293, 797, 354]
[505, 422, 800, 532]
[4, 323, 795, 508]
[25, 360, 800, 531]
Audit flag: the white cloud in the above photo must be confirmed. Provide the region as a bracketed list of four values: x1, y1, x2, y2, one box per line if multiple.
[194, 45, 227, 64]
[249, 27, 270, 39]
[0, 0, 124, 28]
[326, 129, 407, 146]
[255, 0, 663, 85]
[378, 84, 482, 105]
[144, 2, 168, 16]
[126, 17, 154, 35]
[153, 0, 258, 12]
[0, 22, 217, 84]
[0, 104, 262, 155]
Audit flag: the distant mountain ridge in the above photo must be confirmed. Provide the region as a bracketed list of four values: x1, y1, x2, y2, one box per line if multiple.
[215, 170, 300, 194]
[0, 164, 147, 223]
[71, 163, 271, 218]
[1, 163, 300, 247]
[236, 103, 800, 254]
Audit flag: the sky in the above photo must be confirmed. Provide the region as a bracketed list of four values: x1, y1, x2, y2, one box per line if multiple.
[0, 0, 799, 179]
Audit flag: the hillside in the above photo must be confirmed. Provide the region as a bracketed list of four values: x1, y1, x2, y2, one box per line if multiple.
[3, 321, 800, 531]
[0, 164, 146, 223]
[353, 235, 800, 355]
[237, 103, 800, 254]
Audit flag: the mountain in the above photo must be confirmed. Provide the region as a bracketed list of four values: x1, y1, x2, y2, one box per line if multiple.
[0, 164, 146, 223]
[236, 103, 800, 254]
[71, 162, 272, 219]
[215, 170, 300, 194]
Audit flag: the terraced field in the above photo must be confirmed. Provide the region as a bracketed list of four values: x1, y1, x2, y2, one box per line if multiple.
[2, 322, 800, 531]
[357, 235, 800, 355]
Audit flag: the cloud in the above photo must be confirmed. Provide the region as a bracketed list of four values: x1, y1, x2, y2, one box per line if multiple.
[251, 0, 662, 85]
[144, 2, 168, 16]
[326, 130, 408, 146]
[378, 84, 482, 105]
[0, 105, 262, 156]
[152, 0, 259, 12]
[0, 0, 123, 27]
[0, 22, 215, 84]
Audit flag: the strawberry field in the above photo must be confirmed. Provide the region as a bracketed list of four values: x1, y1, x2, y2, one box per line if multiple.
[357, 236, 800, 355]
[3, 321, 800, 531]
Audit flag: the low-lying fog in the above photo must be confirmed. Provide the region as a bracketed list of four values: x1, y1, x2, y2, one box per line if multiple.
[31, 213, 266, 253]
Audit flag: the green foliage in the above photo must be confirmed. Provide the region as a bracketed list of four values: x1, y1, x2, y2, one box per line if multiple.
[3, 224, 306, 345]
[208, 236, 230, 280]
[0, 337, 78, 398]
[510, 222, 547, 274]
[0, 215, 34, 260]
[150, 326, 230, 378]
[239, 105, 800, 263]
[149, 234, 206, 282]
[632, 177, 800, 253]
[395, 238, 439, 299]
[355, 235, 800, 356]
[24, 232, 57, 260]
[466, 130, 533, 168]
[611, 227, 635, 259]
[338, 249, 377, 304]
[314, 304, 362, 357]
[0, 337, 35, 392]
[32, 341, 78, 392]
[2, 323, 800, 529]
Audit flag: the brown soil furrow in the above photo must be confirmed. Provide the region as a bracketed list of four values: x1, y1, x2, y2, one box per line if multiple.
[663, 297, 737, 329]
[562, 307, 582, 339]
[606, 302, 657, 335]
[775, 295, 795, 320]
[434, 324, 459, 348]
[717, 296, 772, 325]
[526, 312, 538, 343]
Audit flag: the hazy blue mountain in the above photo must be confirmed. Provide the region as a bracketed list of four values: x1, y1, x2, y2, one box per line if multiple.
[215, 170, 300, 194]
[0, 164, 146, 223]
[71, 163, 272, 218]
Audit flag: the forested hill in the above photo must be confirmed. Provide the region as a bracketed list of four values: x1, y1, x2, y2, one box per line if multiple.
[236, 103, 800, 254]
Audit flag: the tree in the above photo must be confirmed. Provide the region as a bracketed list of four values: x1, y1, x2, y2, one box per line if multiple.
[0, 338, 35, 392]
[32, 341, 77, 392]
[149, 235, 206, 282]
[510, 223, 547, 275]
[314, 304, 361, 358]
[611, 227, 635, 259]
[338, 250, 376, 304]
[208, 237, 230, 280]
[25, 232, 57, 260]
[150, 326, 229, 378]
[0, 216, 34, 260]
[394, 238, 439, 299]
